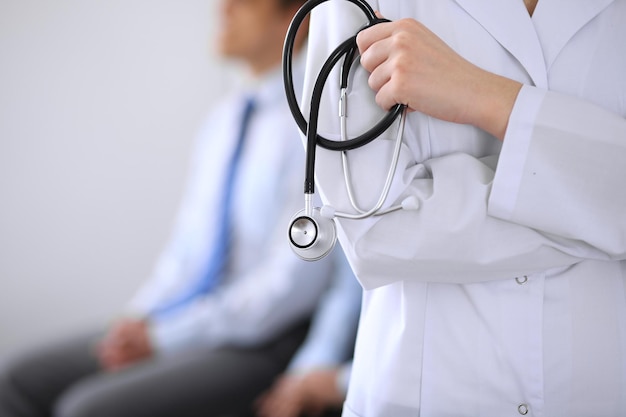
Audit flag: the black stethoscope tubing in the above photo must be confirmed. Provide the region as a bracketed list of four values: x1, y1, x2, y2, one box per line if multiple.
[282, 0, 405, 195]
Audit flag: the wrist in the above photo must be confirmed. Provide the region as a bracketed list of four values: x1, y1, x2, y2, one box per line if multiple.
[470, 71, 522, 141]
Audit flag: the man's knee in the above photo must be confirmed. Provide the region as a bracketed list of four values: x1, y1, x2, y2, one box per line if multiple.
[53, 372, 149, 417]
[54, 380, 122, 417]
[54, 386, 97, 417]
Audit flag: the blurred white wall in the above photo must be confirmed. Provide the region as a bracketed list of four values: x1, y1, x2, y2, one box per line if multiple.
[0, 0, 242, 355]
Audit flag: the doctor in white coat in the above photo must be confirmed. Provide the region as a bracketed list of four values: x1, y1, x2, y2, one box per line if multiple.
[301, 0, 626, 416]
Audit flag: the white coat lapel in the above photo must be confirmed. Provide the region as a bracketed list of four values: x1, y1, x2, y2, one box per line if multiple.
[533, 0, 615, 71]
[453, 0, 549, 88]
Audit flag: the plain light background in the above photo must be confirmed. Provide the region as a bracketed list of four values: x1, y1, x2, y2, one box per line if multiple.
[0, 1, 244, 355]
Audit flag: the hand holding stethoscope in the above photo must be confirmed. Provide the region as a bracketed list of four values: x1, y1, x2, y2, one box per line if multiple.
[283, 0, 522, 261]
[356, 17, 521, 140]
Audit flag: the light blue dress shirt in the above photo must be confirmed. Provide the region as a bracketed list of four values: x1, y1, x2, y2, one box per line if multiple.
[126, 65, 337, 354]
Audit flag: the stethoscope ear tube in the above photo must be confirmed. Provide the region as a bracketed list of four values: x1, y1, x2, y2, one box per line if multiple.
[283, 2, 404, 152]
[284, 4, 404, 194]
[283, 0, 378, 141]
[283, 0, 407, 260]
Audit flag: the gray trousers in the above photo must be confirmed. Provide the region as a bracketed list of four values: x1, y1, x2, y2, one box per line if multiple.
[0, 321, 308, 417]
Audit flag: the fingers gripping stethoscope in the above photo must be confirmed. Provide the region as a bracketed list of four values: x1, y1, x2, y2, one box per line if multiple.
[283, 0, 418, 261]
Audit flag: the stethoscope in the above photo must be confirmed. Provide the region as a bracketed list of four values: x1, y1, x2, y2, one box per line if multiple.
[283, 0, 418, 261]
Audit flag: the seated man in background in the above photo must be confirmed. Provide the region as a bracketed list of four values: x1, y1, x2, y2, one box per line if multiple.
[0, 0, 340, 416]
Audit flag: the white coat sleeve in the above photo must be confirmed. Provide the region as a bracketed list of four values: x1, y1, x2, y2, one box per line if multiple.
[304, 2, 626, 289]
[490, 85, 626, 258]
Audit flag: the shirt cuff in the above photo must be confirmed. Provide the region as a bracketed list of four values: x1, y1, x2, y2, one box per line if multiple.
[147, 313, 201, 355]
[335, 362, 352, 396]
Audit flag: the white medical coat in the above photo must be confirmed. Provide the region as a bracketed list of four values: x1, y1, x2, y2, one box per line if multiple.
[304, 0, 626, 416]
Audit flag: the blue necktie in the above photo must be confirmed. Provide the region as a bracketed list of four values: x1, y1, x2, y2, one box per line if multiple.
[152, 97, 256, 318]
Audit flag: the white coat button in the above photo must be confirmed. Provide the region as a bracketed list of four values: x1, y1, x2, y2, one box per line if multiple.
[515, 275, 528, 285]
[518, 403, 529, 415]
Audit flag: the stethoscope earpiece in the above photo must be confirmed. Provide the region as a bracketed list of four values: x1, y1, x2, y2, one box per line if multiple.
[284, 0, 409, 262]
[288, 208, 337, 261]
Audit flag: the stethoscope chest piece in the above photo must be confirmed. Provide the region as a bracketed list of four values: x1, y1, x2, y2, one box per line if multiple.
[283, 0, 408, 261]
[288, 208, 337, 261]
